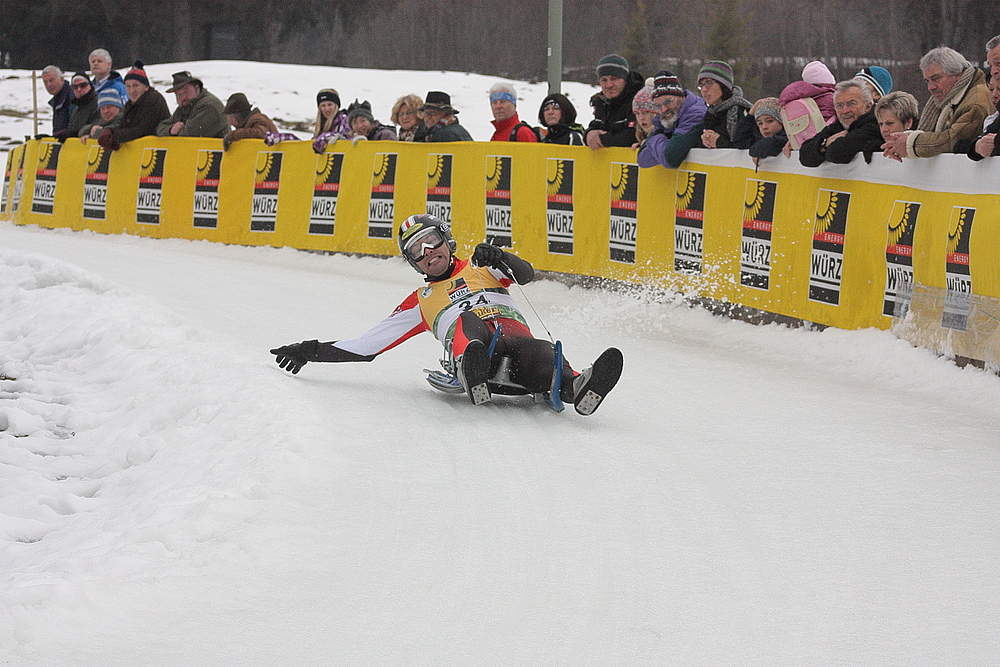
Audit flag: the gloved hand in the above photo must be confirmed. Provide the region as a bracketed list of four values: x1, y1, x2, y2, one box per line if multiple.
[270, 339, 320, 374]
[97, 128, 116, 150]
[472, 243, 505, 269]
[264, 132, 299, 146]
[351, 134, 367, 146]
[312, 131, 340, 154]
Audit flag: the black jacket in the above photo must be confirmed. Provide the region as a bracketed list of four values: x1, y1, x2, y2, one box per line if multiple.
[586, 70, 645, 147]
[799, 108, 883, 166]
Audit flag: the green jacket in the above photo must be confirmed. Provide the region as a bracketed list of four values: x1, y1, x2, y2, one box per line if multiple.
[156, 88, 229, 138]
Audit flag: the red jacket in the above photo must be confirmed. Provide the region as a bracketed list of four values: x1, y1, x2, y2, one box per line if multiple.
[490, 113, 538, 142]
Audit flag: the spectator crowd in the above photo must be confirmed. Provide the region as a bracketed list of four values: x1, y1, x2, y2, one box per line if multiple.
[37, 40, 1000, 165]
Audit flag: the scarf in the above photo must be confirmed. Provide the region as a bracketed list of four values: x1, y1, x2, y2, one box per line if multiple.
[917, 66, 978, 133]
[708, 85, 752, 139]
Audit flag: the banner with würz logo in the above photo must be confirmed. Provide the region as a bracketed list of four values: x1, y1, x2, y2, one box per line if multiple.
[193, 149, 222, 228]
[83, 145, 111, 221]
[546, 158, 574, 255]
[883, 201, 920, 318]
[136, 147, 167, 224]
[942, 206, 975, 331]
[741, 179, 777, 290]
[426, 153, 453, 223]
[609, 162, 638, 264]
[31, 142, 60, 215]
[485, 155, 512, 247]
[368, 153, 397, 238]
[808, 189, 850, 305]
[310, 152, 343, 235]
[252, 151, 282, 232]
[674, 170, 707, 272]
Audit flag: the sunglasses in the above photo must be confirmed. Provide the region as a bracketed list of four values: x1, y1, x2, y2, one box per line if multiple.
[402, 228, 446, 262]
[72, 82, 90, 90]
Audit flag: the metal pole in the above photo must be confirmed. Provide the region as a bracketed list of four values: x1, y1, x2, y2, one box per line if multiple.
[547, 0, 563, 95]
[32, 70, 39, 137]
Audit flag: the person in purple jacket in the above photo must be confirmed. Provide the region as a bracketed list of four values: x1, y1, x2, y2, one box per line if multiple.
[636, 69, 707, 169]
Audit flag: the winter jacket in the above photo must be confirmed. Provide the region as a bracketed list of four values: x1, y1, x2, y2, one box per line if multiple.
[636, 91, 708, 168]
[414, 117, 473, 142]
[224, 109, 278, 147]
[961, 113, 1000, 160]
[156, 88, 228, 138]
[748, 131, 788, 161]
[66, 89, 100, 140]
[98, 87, 171, 150]
[586, 70, 645, 147]
[541, 123, 585, 145]
[490, 114, 538, 142]
[906, 67, 991, 158]
[48, 81, 74, 140]
[314, 110, 351, 139]
[657, 89, 754, 168]
[94, 71, 128, 106]
[780, 81, 837, 124]
[799, 108, 883, 166]
[362, 122, 398, 141]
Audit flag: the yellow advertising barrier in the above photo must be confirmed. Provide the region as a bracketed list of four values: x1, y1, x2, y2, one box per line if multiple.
[3, 137, 1000, 365]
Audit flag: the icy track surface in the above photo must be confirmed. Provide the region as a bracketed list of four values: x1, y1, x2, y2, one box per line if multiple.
[1, 221, 998, 665]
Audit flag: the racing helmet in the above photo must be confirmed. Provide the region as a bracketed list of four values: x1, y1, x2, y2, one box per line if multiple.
[398, 214, 457, 273]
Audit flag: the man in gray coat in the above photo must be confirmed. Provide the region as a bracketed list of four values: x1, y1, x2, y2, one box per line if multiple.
[156, 71, 229, 138]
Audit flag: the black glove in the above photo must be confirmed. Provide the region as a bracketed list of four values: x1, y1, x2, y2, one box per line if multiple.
[270, 339, 320, 374]
[472, 243, 505, 269]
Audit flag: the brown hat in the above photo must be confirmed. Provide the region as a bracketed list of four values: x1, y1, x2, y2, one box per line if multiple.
[166, 71, 203, 93]
[224, 92, 251, 116]
[418, 91, 458, 114]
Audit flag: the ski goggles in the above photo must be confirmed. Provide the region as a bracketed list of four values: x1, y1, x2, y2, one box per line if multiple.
[402, 227, 446, 262]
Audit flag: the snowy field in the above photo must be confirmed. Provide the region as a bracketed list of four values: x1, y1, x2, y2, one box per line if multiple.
[2, 62, 1000, 664]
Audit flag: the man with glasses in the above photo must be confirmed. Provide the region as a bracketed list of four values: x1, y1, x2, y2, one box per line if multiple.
[882, 46, 990, 160]
[270, 214, 623, 415]
[637, 69, 707, 169]
[799, 79, 882, 166]
[414, 91, 473, 142]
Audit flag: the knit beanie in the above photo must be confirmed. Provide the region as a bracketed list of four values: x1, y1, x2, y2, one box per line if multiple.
[123, 60, 149, 87]
[752, 97, 782, 121]
[801, 60, 835, 86]
[652, 69, 685, 98]
[317, 89, 340, 108]
[347, 100, 375, 124]
[855, 66, 893, 97]
[224, 92, 252, 117]
[97, 88, 123, 108]
[632, 85, 656, 112]
[596, 54, 630, 79]
[697, 61, 734, 92]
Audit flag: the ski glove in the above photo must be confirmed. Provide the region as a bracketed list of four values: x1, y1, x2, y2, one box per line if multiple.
[472, 243, 506, 270]
[270, 339, 320, 374]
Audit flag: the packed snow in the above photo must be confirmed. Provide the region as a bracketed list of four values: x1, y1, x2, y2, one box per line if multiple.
[2, 62, 999, 665]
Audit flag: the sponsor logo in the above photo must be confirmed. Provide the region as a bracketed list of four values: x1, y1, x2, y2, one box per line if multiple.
[808, 189, 850, 305]
[368, 153, 397, 238]
[11, 146, 26, 213]
[1, 148, 12, 213]
[942, 206, 975, 331]
[883, 201, 920, 318]
[485, 155, 513, 247]
[546, 158, 574, 255]
[609, 162, 639, 264]
[674, 170, 707, 272]
[193, 149, 223, 228]
[309, 152, 343, 235]
[83, 145, 111, 221]
[136, 147, 167, 224]
[251, 151, 282, 232]
[741, 179, 777, 290]
[426, 153, 452, 224]
[30, 142, 61, 215]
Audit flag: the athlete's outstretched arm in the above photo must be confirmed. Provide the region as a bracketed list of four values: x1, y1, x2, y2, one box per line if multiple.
[472, 243, 534, 284]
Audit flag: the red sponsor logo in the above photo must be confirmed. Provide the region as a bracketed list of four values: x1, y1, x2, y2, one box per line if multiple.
[813, 231, 844, 244]
[743, 219, 772, 232]
[676, 208, 703, 221]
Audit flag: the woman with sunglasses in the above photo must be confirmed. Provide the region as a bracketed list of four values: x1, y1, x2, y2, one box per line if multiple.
[270, 214, 622, 416]
[66, 73, 101, 141]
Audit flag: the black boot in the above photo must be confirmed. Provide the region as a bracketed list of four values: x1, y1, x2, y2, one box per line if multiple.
[570, 347, 623, 415]
[457, 339, 491, 406]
